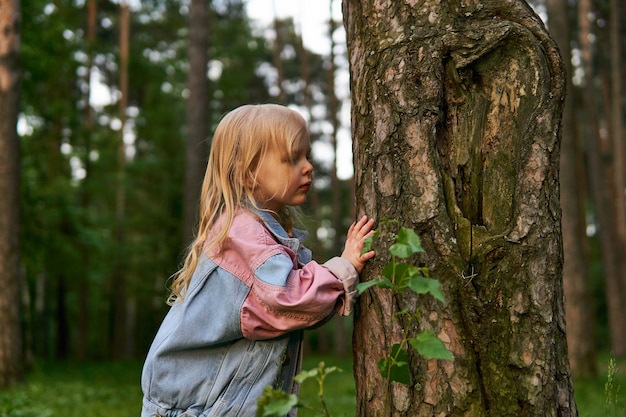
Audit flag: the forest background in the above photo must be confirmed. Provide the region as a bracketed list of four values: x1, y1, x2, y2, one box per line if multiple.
[2, 0, 626, 405]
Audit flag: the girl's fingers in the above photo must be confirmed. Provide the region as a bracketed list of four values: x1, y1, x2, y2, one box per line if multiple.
[351, 216, 375, 237]
[360, 250, 376, 261]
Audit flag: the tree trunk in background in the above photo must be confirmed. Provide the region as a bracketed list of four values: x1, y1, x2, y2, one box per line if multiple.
[0, 0, 22, 388]
[296, 25, 326, 355]
[272, 2, 286, 105]
[546, 0, 596, 377]
[297, 21, 322, 259]
[77, 0, 97, 362]
[112, 0, 130, 359]
[608, 0, 626, 344]
[578, 0, 626, 357]
[182, 0, 210, 246]
[344, 0, 577, 415]
[55, 276, 69, 358]
[327, 0, 347, 358]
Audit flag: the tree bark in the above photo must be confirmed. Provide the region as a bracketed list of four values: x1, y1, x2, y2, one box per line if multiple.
[344, 0, 577, 415]
[546, 0, 596, 377]
[0, 0, 22, 388]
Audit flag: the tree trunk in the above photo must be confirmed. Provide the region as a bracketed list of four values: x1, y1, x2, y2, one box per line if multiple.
[327, 0, 347, 358]
[112, 0, 130, 359]
[608, 0, 626, 350]
[578, 0, 626, 357]
[0, 0, 22, 388]
[77, 0, 97, 362]
[344, 1, 577, 415]
[55, 276, 69, 359]
[271, 2, 286, 105]
[182, 0, 210, 246]
[546, 0, 596, 377]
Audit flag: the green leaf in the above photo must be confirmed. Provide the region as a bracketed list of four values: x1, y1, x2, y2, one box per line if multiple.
[356, 278, 392, 295]
[377, 357, 390, 378]
[407, 276, 445, 303]
[356, 280, 380, 294]
[377, 344, 411, 385]
[409, 330, 454, 361]
[389, 360, 411, 385]
[256, 386, 299, 417]
[382, 262, 410, 281]
[321, 366, 342, 377]
[294, 368, 319, 383]
[377, 278, 394, 289]
[389, 228, 424, 258]
[361, 230, 379, 255]
[382, 261, 395, 279]
[397, 264, 420, 289]
[396, 227, 424, 253]
[389, 242, 413, 259]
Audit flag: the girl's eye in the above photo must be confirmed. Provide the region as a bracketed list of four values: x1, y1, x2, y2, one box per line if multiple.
[282, 146, 311, 164]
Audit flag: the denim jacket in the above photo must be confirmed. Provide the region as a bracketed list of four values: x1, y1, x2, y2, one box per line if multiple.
[140, 208, 358, 417]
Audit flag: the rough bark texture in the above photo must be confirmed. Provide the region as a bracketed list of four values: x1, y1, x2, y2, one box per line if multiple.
[0, 0, 22, 388]
[344, 0, 576, 415]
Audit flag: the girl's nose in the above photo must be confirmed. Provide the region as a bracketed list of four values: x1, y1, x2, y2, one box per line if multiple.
[303, 159, 313, 176]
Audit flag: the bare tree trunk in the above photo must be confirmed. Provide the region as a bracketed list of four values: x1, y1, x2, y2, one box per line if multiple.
[182, 0, 210, 246]
[55, 276, 69, 359]
[608, 0, 626, 347]
[296, 22, 322, 259]
[578, 0, 626, 357]
[609, 0, 625, 238]
[0, 0, 22, 388]
[327, 0, 347, 358]
[112, 0, 130, 359]
[344, 0, 577, 415]
[272, 1, 286, 105]
[77, 0, 97, 362]
[546, 0, 596, 377]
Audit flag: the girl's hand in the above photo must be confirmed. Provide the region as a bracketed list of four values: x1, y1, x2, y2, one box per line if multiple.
[341, 215, 376, 273]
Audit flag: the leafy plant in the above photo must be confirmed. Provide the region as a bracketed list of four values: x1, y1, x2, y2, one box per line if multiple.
[358, 224, 453, 387]
[257, 224, 453, 415]
[256, 386, 299, 417]
[257, 362, 342, 417]
[605, 357, 622, 416]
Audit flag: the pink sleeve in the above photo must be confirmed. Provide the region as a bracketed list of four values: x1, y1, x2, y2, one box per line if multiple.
[241, 259, 345, 340]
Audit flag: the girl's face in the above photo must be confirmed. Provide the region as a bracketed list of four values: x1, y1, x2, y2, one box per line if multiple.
[251, 135, 313, 213]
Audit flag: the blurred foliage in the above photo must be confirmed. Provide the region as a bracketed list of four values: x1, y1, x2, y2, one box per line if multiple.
[19, 0, 346, 363]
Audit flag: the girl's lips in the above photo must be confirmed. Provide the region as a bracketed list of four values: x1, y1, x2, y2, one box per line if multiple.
[300, 183, 311, 191]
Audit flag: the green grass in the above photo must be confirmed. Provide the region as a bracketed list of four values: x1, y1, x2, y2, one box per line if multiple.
[0, 361, 143, 417]
[574, 356, 626, 417]
[297, 356, 356, 417]
[0, 355, 624, 417]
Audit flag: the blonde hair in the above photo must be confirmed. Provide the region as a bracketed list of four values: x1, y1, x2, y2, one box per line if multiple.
[168, 104, 309, 304]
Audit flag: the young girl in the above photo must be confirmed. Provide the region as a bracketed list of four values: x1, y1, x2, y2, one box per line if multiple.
[141, 104, 375, 417]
